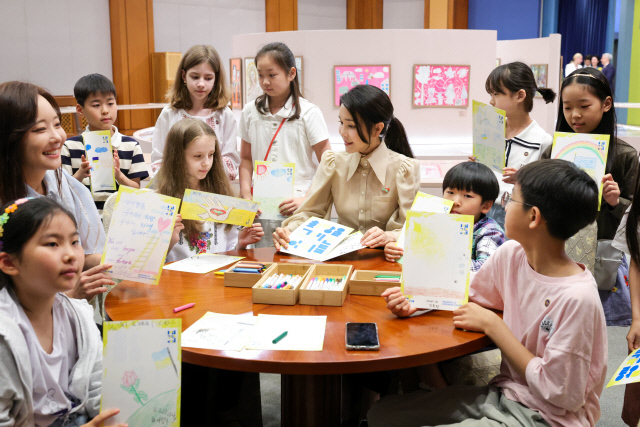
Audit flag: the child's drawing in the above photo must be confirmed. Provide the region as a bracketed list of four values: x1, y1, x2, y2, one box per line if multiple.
[530, 64, 548, 98]
[401, 212, 474, 311]
[244, 58, 263, 105]
[295, 56, 303, 89]
[472, 100, 506, 173]
[181, 189, 260, 227]
[253, 161, 295, 220]
[84, 130, 116, 194]
[101, 319, 182, 426]
[230, 58, 242, 109]
[413, 65, 470, 107]
[334, 65, 390, 106]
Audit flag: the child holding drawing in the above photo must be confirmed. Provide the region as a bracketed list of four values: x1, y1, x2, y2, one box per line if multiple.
[384, 162, 505, 269]
[542, 67, 638, 326]
[0, 81, 114, 302]
[470, 62, 556, 227]
[154, 118, 263, 263]
[273, 84, 419, 250]
[0, 197, 125, 427]
[61, 74, 149, 211]
[151, 45, 240, 181]
[375, 160, 607, 427]
[238, 42, 331, 246]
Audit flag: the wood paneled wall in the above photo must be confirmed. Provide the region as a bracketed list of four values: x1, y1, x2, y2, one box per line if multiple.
[266, 0, 298, 32]
[347, 0, 383, 29]
[425, 0, 468, 29]
[109, 0, 155, 135]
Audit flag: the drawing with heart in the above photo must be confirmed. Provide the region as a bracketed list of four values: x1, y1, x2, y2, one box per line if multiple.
[157, 217, 172, 232]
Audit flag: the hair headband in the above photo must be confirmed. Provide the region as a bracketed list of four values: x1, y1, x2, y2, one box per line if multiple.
[567, 72, 607, 86]
[0, 198, 33, 252]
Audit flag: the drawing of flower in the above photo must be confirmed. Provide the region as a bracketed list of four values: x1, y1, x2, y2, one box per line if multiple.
[120, 370, 148, 405]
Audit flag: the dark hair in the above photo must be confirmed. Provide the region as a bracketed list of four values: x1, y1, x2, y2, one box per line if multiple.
[485, 62, 556, 112]
[442, 162, 499, 203]
[556, 67, 617, 172]
[73, 74, 117, 107]
[0, 81, 63, 203]
[254, 42, 302, 121]
[514, 159, 598, 240]
[340, 85, 414, 158]
[0, 198, 77, 290]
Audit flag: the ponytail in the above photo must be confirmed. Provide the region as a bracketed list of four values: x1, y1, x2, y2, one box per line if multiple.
[384, 117, 414, 158]
[536, 87, 556, 104]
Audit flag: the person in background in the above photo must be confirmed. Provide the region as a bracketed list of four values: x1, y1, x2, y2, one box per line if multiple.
[590, 55, 602, 70]
[565, 53, 583, 77]
[601, 53, 616, 96]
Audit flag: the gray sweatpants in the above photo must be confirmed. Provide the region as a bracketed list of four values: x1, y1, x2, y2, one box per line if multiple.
[367, 385, 550, 427]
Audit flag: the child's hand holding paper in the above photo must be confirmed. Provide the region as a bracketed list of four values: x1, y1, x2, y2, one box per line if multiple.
[382, 287, 418, 318]
[384, 243, 404, 262]
[73, 154, 92, 182]
[239, 223, 264, 248]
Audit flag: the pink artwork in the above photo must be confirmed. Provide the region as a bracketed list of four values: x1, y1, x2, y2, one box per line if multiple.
[334, 65, 390, 106]
[413, 65, 470, 108]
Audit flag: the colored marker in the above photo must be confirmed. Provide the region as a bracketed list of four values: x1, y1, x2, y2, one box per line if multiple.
[173, 303, 195, 313]
[376, 277, 401, 282]
[375, 275, 401, 279]
[272, 331, 288, 344]
[214, 270, 225, 276]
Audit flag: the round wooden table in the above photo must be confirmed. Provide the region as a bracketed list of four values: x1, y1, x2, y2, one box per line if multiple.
[105, 248, 492, 426]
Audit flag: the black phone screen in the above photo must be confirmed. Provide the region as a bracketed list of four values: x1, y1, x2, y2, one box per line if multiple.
[346, 323, 379, 347]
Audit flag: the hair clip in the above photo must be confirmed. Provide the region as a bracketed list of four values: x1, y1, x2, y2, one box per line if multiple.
[0, 198, 33, 252]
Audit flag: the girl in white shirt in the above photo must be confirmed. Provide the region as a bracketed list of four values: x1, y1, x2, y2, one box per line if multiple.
[156, 118, 263, 263]
[152, 45, 240, 181]
[238, 42, 331, 246]
[0, 197, 125, 427]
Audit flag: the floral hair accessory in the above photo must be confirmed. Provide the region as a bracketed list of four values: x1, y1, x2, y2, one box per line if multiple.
[0, 197, 34, 252]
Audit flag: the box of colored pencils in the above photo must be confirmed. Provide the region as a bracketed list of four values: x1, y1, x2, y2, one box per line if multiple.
[224, 261, 276, 288]
[349, 270, 402, 296]
[299, 264, 353, 307]
[252, 263, 313, 305]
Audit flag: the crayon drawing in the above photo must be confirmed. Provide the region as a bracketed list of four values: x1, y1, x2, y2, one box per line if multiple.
[334, 65, 390, 106]
[181, 189, 260, 227]
[253, 161, 295, 220]
[244, 58, 263, 105]
[281, 217, 353, 261]
[230, 58, 242, 109]
[413, 65, 470, 107]
[401, 212, 474, 311]
[84, 130, 116, 194]
[530, 64, 548, 98]
[550, 132, 610, 209]
[607, 347, 640, 387]
[101, 319, 182, 426]
[101, 188, 180, 285]
[396, 192, 454, 251]
[472, 100, 506, 173]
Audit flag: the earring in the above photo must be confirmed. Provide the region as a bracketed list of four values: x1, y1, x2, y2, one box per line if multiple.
[183, 80, 187, 86]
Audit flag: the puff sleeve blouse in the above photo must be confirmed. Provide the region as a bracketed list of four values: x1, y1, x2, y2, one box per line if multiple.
[282, 143, 420, 239]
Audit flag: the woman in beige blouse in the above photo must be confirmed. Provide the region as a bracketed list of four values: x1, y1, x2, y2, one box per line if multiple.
[273, 85, 420, 250]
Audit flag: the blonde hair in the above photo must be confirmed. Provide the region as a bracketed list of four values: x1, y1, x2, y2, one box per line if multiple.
[155, 118, 234, 237]
[168, 45, 231, 112]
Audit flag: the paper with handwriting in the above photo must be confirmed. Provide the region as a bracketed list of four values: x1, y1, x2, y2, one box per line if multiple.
[319, 231, 366, 261]
[163, 253, 244, 274]
[101, 319, 181, 426]
[84, 130, 117, 194]
[101, 187, 180, 285]
[182, 312, 255, 352]
[281, 217, 353, 261]
[181, 189, 260, 227]
[401, 212, 473, 311]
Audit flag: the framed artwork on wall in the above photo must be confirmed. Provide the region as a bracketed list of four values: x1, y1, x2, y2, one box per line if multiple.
[530, 64, 548, 98]
[230, 58, 242, 109]
[412, 65, 470, 108]
[333, 65, 390, 106]
[295, 56, 303, 90]
[244, 57, 263, 105]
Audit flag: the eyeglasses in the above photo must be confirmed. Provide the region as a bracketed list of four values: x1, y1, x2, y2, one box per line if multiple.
[501, 192, 532, 208]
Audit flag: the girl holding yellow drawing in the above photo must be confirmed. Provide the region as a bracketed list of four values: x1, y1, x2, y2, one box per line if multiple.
[273, 84, 420, 250]
[154, 118, 263, 263]
[0, 197, 125, 427]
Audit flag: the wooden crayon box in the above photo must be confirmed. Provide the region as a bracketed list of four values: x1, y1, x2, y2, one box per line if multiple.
[349, 270, 402, 296]
[224, 261, 276, 288]
[252, 263, 313, 305]
[298, 264, 353, 307]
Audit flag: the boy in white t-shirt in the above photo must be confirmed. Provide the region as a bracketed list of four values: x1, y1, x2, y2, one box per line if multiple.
[373, 159, 607, 427]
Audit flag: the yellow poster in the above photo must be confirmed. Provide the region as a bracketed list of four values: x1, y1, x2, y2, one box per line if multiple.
[180, 189, 260, 227]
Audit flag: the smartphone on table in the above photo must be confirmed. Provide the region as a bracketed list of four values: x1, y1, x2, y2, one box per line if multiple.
[345, 322, 380, 351]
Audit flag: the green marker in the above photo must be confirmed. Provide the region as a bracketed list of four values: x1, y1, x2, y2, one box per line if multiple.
[272, 331, 288, 344]
[375, 275, 401, 279]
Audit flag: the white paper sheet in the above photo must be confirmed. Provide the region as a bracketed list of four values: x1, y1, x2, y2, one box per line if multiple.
[281, 217, 353, 261]
[319, 232, 366, 261]
[182, 312, 255, 352]
[84, 130, 117, 194]
[163, 254, 244, 274]
[253, 161, 295, 220]
[246, 314, 327, 351]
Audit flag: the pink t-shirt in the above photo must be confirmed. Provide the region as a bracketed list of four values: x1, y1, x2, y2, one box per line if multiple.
[470, 240, 607, 427]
